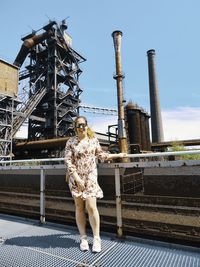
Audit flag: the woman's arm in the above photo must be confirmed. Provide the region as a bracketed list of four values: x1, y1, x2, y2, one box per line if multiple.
[64, 139, 77, 175]
[65, 139, 85, 190]
[95, 137, 127, 161]
[95, 137, 110, 161]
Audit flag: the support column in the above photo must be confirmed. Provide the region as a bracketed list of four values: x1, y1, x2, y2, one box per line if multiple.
[40, 169, 46, 224]
[115, 167, 123, 237]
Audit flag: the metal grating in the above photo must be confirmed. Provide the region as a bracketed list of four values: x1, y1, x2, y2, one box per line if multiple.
[0, 214, 200, 267]
[121, 170, 144, 194]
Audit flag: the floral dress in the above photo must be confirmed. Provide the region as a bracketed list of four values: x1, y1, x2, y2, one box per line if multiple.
[64, 136, 109, 200]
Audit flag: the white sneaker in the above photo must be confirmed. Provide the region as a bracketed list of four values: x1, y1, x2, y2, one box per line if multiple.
[80, 235, 89, 251]
[92, 236, 101, 253]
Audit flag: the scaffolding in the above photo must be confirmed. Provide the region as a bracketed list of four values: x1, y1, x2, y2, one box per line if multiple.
[0, 59, 19, 160]
[0, 96, 12, 160]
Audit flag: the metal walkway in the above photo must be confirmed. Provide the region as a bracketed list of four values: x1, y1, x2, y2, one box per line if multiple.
[0, 214, 200, 267]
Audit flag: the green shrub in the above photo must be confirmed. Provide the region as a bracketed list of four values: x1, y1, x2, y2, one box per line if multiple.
[170, 142, 200, 160]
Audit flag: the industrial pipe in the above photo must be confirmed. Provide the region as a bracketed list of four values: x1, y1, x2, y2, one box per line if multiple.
[14, 31, 52, 67]
[15, 136, 70, 150]
[112, 31, 128, 156]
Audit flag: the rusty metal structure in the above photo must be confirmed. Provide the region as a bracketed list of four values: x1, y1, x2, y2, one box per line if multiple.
[112, 31, 128, 156]
[0, 96, 13, 160]
[0, 60, 19, 160]
[1, 24, 200, 250]
[13, 20, 86, 142]
[126, 102, 151, 153]
[147, 49, 164, 143]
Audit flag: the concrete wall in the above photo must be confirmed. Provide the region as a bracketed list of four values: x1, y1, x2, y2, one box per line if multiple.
[144, 166, 200, 197]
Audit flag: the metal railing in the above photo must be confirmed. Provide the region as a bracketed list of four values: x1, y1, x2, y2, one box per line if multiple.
[0, 149, 200, 166]
[0, 149, 200, 237]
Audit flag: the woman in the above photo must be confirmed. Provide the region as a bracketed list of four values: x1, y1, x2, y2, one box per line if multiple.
[64, 116, 126, 253]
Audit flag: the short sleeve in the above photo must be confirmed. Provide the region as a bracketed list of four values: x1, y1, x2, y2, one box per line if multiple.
[64, 138, 77, 175]
[95, 137, 110, 161]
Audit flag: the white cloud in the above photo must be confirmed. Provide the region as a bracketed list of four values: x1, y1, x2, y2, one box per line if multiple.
[87, 115, 117, 134]
[162, 107, 200, 141]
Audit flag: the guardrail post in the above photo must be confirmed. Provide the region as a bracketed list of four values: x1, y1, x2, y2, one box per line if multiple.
[114, 167, 123, 237]
[40, 169, 45, 224]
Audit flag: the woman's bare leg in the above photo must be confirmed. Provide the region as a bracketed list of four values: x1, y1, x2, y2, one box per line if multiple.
[85, 197, 100, 238]
[74, 197, 86, 236]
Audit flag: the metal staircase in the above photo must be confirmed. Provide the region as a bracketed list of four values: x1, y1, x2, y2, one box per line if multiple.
[12, 87, 47, 137]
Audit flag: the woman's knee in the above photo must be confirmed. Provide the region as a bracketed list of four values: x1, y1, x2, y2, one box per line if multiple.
[86, 199, 98, 215]
[74, 197, 85, 213]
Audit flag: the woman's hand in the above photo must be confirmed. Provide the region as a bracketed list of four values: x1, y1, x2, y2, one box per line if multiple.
[118, 152, 128, 158]
[76, 178, 85, 191]
[72, 172, 85, 191]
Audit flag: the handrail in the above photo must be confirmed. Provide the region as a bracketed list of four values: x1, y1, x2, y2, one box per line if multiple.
[0, 158, 64, 164]
[126, 150, 200, 158]
[0, 149, 200, 165]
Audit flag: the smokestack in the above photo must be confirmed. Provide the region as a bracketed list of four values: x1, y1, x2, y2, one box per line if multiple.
[147, 49, 164, 143]
[112, 30, 128, 155]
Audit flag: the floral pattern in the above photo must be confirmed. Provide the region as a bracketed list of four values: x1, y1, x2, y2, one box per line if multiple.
[64, 136, 109, 199]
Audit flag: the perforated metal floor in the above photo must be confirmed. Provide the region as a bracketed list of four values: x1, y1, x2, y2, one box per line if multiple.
[0, 214, 200, 267]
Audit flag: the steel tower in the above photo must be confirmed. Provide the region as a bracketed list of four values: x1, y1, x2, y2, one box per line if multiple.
[14, 20, 86, 140]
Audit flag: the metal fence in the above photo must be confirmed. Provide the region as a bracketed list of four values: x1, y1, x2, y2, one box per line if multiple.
[0, 149, 200, 237]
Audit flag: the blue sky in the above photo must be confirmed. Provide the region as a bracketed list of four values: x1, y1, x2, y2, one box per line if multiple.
[1, 0, 200, 140]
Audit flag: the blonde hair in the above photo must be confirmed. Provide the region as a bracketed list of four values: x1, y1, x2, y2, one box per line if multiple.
[87, 126, 95, 138]
[74, 116, 95, 138]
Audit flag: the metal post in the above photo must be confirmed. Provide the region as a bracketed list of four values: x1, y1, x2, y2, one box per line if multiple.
[40, 169, 45, 223]
[114, 167, 123, 237]
[112, 31, 128, 157]
[10, 98, 14, 164]
[54, 36, 58, 137]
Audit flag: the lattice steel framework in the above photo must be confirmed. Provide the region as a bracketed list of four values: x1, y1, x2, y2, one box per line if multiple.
[0, 96, 16, 160]
[15, 20, 86, 140]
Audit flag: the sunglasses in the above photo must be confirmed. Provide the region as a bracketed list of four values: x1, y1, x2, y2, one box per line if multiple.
[75, 123, 87, 129]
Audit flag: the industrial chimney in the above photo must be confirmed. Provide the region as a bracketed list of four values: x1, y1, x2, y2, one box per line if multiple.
[112, 31, 128, 155]
[147, 49, 164, 143]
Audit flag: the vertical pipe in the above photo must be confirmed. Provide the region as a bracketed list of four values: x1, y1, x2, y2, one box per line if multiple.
[40, 169, 45, 224]
[114, 167, 123, 237]
[140, 110, 147, 150]
[10, 98, 14, 161]
[112, 31, 128, 155]
[147, 49, 164, 143]
[144, 112, 151, 151]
